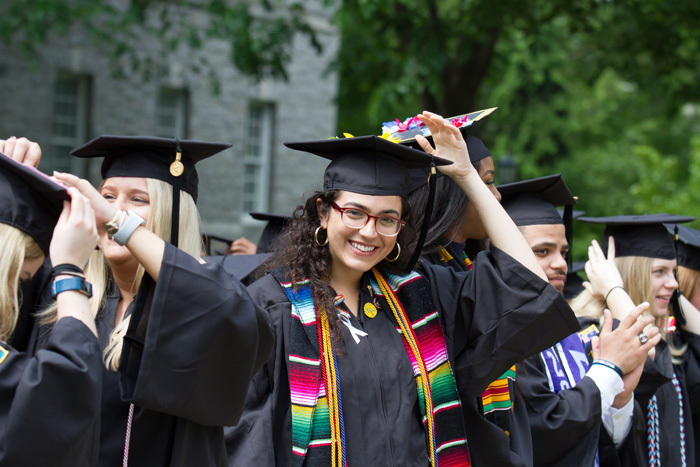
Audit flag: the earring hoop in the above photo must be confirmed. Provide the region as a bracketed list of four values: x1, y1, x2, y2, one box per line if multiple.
[386, 242, 401, 262]
[314, 226, 329, 246]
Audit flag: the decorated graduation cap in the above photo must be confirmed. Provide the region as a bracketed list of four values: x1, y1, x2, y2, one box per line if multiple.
[250, 212, 292, 254]
[284, 135, 452, 272]
[578, 214, 696, 259]
[665, 224, 700, 272]
[0, 152, 70, 255]
[71, 135, 231, 246]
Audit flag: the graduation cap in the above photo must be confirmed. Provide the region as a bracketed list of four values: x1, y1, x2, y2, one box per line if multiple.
[284, 135, 452, 198]
[665, 224, 700, 272]
[578, 214, 696, 259]
[0, 152, 70, 255]
[250, 212, 291, 254]
[71, 135, 231, 246]
[498, 174, 577, 268]
[284, 135, 452, 272]
[499, 174, 577, 227]
[384, 108, 497, 155]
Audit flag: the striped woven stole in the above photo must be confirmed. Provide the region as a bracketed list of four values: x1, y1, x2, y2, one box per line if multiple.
[282, 269, 471, 467]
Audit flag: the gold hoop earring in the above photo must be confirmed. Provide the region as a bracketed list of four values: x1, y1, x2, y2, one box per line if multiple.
[386, 242, 401, 262]
[314, 226, 329, 246]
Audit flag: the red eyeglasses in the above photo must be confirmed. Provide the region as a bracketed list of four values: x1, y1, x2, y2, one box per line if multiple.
[331, 203, 405, 237]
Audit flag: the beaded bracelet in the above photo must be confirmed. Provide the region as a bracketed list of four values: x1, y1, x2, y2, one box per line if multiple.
[592, 359, 623, 378]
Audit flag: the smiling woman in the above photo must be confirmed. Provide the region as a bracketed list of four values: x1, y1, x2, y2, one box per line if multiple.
[225, 112, 579, 467]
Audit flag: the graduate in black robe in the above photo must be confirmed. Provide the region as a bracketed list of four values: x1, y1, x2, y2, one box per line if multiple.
[502, 176, 661, 467]
[31, 136, 273, 466]
[225, 112, 578, 466]
[0, 149, 102, 466]
[407, 129, 534, 467]
[573, 214, 700, 466]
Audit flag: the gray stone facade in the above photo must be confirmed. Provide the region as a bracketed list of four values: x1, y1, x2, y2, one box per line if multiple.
[0, 7, 339, 246]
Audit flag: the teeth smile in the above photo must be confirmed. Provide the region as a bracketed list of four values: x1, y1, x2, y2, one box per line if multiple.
[351, 241, 376, 252]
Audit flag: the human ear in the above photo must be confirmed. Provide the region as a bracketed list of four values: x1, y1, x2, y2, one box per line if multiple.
[316, 198, 328, 228]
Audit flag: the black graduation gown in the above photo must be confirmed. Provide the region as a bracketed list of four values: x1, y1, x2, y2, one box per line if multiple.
[32, 243, 274, 467]
[225, 246, 578, 466]
[628, 332, 697, 467]
[420, 242, 534, 467]
[518, 315, 645, 467]
[682, 329, 700, 463]
[204, 253, 272, 286]
[0, 317, 102, 466]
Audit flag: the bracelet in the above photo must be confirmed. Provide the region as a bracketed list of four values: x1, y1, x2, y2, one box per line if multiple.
[604, 285, 625, 305]
[592, 359, 623, 378]
[51, 277, 93, 299]
[52, 263, 85, 279]
[112, 210, 145, 246]
[104, 209, 127, 238]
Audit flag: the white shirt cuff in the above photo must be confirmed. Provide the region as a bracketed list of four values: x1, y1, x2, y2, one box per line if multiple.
[586, 364, 632, 446]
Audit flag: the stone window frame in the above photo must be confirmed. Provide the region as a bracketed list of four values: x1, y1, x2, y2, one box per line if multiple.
[241, 101, 274, 220]
[49, 72, 91, 176]
[156, 87, 189, 139]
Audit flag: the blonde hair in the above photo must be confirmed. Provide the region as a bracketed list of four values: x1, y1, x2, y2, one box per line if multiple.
[39, 178, 203, 370]
[572, 255, 685, 361]
[0, 224, 44, 341]
[678, 265, 700, 302]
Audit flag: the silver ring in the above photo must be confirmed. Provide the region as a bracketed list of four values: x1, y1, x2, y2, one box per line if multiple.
[638, 333, 649, 345]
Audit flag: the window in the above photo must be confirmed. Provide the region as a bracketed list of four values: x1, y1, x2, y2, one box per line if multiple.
[242, 102, 274, 215]
[50, 74, 91, 175]
[156, 88, 189, 139]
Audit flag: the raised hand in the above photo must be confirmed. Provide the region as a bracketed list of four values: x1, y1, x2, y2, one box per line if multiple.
[583, 237, 624, 301]
[597, 306, 660, 374]
[50, 188, 99, 268]
[0, 136, 42, 168]
[414, 111, 473, 182]
[52, 172, 118, 227]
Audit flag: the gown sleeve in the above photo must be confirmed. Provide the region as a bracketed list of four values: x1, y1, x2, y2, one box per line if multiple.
[224, 273, 294, 467]
[119, 242, 274, 427]
[420, 246, 580, 396]
[0, 317, 102, 467]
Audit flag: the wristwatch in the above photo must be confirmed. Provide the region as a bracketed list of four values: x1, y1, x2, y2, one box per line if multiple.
[51, 277, 93, 298]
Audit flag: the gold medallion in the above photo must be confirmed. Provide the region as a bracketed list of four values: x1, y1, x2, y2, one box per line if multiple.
[363, 302, 377, 318]
[170, 160, 184, 176]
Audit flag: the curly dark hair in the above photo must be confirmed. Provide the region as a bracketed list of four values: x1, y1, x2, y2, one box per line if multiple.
[261, 190, 416, 348]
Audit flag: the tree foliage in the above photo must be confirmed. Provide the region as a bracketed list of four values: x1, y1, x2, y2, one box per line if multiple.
[2, 0, 699, 261]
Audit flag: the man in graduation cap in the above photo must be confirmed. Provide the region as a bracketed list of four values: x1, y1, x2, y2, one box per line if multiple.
[500, 174, 658, 466]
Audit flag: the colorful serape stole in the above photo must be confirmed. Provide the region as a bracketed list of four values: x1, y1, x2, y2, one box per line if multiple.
[480, 366, 516, 431]
[283, 269, 471, 467]
[369, 268, 471, 466]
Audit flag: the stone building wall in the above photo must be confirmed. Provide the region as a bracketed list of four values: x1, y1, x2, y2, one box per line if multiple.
[0, 6, 339, 245]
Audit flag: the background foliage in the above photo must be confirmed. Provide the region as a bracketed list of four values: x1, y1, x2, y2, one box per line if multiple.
[2, 0, 699, 260]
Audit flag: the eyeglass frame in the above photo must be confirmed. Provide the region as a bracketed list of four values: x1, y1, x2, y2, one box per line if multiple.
[330, 203, 406, 237]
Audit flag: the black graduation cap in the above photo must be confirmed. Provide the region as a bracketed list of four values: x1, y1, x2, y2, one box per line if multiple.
[71, 135, 231, 246]
[578, 214, 696, 259]
[665, 224, 700, 272]
[0, 152, 70, 255]
[71, 135, 231, 202]
[284, 135, 453, 273]
[499, 174, 577, 227]
[250, 212, 291, 254]
[284, 135, 452, 198]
